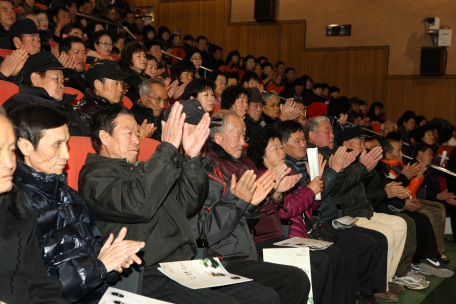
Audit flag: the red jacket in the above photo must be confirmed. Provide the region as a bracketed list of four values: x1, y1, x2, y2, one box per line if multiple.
[253, 169, 320, 242]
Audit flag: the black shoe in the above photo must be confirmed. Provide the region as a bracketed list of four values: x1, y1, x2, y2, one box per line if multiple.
[358, 292, 381, 304]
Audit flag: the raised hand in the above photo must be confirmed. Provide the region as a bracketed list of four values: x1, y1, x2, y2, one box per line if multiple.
[275, 174, 301, 194]
[161, 103, 185, 149]
[138, 120, 156, 138]
[251, 170, 276, 205]
[384, 181, 409, 199]
[307, 176, 324, 195]
[173, 82, 188, 99]
[236, 108, 246, 120]
[58, 53, 77, 69]
[280, 107, 300, 121]
[0, 47, 28, 77]
[318, 153, 327, 175]
[166, 79, 179, 98]
[359, 146, 383, 171]
[182, 112, 211, 157]
[415, 162, 427, 179]
[328, 146, 348, 173]
[98, 227, 145, 273]
[401, 162, 421, 180]
[446, 198, 456, 206]
[230, 170, 257, 203]
[122, 83, 130, 95]
[272, 164, 289, 191]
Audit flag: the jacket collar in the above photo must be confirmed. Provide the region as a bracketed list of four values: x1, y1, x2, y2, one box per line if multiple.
[261, 112, 277, 125]
[306, 141, 338, 153]
[245, 113, 265, 125]
[381, 158, 403, 167]
[19, 85, 77, 105]
[131, 100, 155, 117]
[207, 141, 246, 164]
[82, 88, 113, 107]
[14, 160, 68, 197]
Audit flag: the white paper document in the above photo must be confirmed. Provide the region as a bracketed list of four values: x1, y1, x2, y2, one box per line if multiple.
[263, 247, 314, 304]
[332, 215, 358, 229]
[306, 148, 321, 200]
[274, 237, 333, 250]
[158, 258, 252, 289]
[99, 287, 173, 304]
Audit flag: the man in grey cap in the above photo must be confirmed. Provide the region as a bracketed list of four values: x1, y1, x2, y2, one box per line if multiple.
[9, 18, 46, 55]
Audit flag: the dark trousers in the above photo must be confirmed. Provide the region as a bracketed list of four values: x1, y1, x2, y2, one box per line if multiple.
[444, 202, 456, 240]
[141, 266, 281, 304]
[403, 211, 441, 263]
[337, 226, 388, 293]
[256, 237, 348, 304]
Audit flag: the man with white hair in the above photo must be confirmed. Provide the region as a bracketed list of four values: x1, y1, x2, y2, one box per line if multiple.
[306, 116, 408, 294]
[382, 121, 398, 137]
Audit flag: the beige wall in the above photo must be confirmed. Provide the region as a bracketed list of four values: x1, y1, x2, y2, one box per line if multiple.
[231, 0, 456, 75]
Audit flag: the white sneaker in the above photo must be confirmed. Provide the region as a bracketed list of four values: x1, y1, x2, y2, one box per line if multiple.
[393, 270, 430, 290]
[411, 264, 431, 277]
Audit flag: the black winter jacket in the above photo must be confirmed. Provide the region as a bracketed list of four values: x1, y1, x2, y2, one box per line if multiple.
[130, 100, 163, 142]
[244, 113, 265, 141]
[119, 63, 149, 103]
[14, 161, 112, 304]
[0, 185, 68, 304]
[75, 88, 114, 129]
[3, 85, 89, 136]
[78, 142, 208, 267]
[189, 156, 260, 263]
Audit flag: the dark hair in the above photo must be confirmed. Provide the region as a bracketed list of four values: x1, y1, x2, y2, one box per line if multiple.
[285, 67, 295, 74]
[112, 33, 125, 44]
[414, 115, 427, 127]
[146, 53, 157, 62]
[224, 72, 237, 82]
[211, 45, 222, 55]
[276, 120, 305, 144]
[244, 55, 255, 64]
[379, 138, 397, 157]
[321, 83, 329, 91]
[367, 102, 383, 116]
[106, 4, 117, 12]
[77, 0, 91, 9]
[60, 23, 83, 39]
[293, 77, 305, 87]
[170, 33, 180, 42]
[301, 75, 313, 85]
[171, 59, 196, 81]
[145, 40, 162, 52]
[329, 86, 340, 93]
[66, 0, 78, 7]
[142, 25, 156, 39]
[312, 83, 323, 90]
[87, 21, 104, 38]
[247, 128, 283, 169]
[123, 10, 134, 18]
[384, 131, 402, 142]
[409, 124, 434, 142]
[358, 100, 366, 106]
[261, 61, 273, 70]
[207, 70, 225, 82]
[349, 97, 359, 105]
[240, 71, 260, 86]
[58, 36, 85, 54]
[413, 143, 433, 157]
[111, 46, 120, 56]
[182, 78, 216, 100]
[90, 104, 134, 153]
[9, 104, 69, 161]
[326, 97, 351, 117]
[195, 36, 207, 43]
[258, 56, 267, 62]
[221, 85, 249, 110]
[225, 50, 240, 64]
[92, 30, 111, 44]
[275, 61, 285, 69]
[121, 41, 147, 67]
[397, 110, 416, 127]
[51, 5, 69, 19]
[429, 118, 455, 144]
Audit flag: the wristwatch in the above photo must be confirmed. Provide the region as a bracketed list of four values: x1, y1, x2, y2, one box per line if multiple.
[185, 152, 201, 160]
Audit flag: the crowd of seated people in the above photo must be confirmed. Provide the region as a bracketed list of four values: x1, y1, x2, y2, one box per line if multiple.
[1, 3, 456, 304]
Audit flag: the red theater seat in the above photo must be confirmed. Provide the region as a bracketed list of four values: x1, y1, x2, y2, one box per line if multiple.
[0, 80, 19, 106]
[65, 87, 84, 106]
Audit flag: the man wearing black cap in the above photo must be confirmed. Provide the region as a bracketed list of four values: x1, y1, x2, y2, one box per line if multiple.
[9, 18, 45, 55]
[182, 34, 194, 53]
[3, 51, 89, 136]
[75, 59, 133, 129]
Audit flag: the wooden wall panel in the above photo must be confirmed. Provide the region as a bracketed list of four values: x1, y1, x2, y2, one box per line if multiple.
[127, 0, 456, 125]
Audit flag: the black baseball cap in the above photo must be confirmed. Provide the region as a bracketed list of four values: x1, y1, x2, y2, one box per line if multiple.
[85, 60, 133, 86]
[9, 19, 46, 39]
[164, 99, 222, 125]
[338, 126, 373, 143]
[183, 34, 195, 41]
[22, 52, 78, 83]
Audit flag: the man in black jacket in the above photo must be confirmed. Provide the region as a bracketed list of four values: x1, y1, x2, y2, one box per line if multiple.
[59, 36, 89, 92]
[0, 110, 68, 304]
[0, 0, 15, 49]
[9, 104, 145, 304]
[130, 77, 166, 141]
[79, 103, 281, 303]
[3, 52, 89, 136]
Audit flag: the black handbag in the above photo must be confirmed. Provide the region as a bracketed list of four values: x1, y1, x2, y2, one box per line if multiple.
[303, 212, 338, 243]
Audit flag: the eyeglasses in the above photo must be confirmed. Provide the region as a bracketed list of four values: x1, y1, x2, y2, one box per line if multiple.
[148, 96, 169, 104]
[190, 57, 202, 61]
[97, 42, 112, 47]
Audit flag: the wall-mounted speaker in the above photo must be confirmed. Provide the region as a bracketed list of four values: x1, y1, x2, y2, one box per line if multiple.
[254, 0, 277, 22]
[420, 47, 447, 76]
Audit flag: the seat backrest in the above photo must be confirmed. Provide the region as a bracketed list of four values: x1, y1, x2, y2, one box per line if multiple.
[372, 122, 382, 134]
[64, 87, 84, 106]
[218, 65, 232, 73]
[34, 3, 47, 9]
[171, 48, 186, 64]
[111, 54, 120, 61]
[84, 63, 91, 71]
[49, 41, 58, 48]
[121, 95, 133, 109]
[0, 48, 13, 58]
[66, 137, 160, 191]
[210, 104, 222, 115]
[266, 83, 278, 92]
[0, 80, 19, 106]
